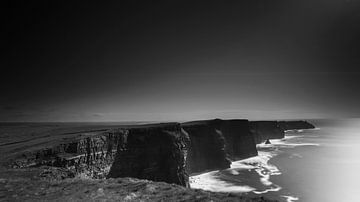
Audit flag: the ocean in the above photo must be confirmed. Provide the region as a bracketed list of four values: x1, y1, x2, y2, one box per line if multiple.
[190, 119, 360, 202]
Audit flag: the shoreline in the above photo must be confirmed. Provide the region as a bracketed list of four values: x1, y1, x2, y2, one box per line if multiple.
[0, 119, 316, 201]
[190, 128, 320, 201]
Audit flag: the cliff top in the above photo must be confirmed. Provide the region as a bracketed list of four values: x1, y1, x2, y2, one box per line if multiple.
[182, 118, 248, 126]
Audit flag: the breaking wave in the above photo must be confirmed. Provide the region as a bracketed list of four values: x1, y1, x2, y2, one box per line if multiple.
[189, 130, 320, 201]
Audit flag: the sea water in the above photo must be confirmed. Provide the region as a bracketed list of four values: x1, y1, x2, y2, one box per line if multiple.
[190, 119, 360, 202]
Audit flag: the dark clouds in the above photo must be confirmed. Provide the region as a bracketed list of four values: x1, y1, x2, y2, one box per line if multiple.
[3, 0, 360, 121]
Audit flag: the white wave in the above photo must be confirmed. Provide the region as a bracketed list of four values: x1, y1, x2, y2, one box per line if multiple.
[285, 128, 320, 132]
[190, 148, 282, 193]
[189, 171, 255, 192]
[229, 169, 240, 175]
[253, 185, 282, 194]
[257, 138, 320, 148]
[282, 135, 303, 140]
[190, 131, 319, 195]
[232, 155, 283, 195]
[276, 142, 320, 147]
[281, 195, 299, 202]
[230, 150, 282, 194]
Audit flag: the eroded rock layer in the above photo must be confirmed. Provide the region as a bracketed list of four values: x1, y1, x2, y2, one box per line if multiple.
[9, 129, 126, 178]
[249, 121, 285, 144]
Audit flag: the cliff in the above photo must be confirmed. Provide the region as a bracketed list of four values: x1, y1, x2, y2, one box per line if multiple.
[217, 119, 258, 160]
[3, 119, 259, 186]
[278, 120, 315, 131]
[8, 129, 124, 178]
[108, 123, 189, 187]
[1, 119, 316, 194]
[249, 121, 285, 144]
[182, 120, 231, 174]
[5, 123, 190, 187]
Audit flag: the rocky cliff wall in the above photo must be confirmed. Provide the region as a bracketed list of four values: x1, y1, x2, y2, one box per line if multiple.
[278, 120, 315, 131]
[182, 120, 231, 174]
[4, 119, 315, 188]
[249, 121, 285, 144]
[218, 119, 258, 160]
[108, 123, 189, 187]
[8, 123, 190, 186]
[10, 129, 126, 178]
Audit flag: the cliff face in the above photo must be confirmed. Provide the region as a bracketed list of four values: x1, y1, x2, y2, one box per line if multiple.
[278, 120, 315, 131]
[8, 124, 190, 186]
[217, 119, 258, 160]
[249, 121, 285, 144]
[10, 129, 125, 178]
[108, 123, 189, 187]
[182, 120, 231, 174]
[3, 119, 315, 189]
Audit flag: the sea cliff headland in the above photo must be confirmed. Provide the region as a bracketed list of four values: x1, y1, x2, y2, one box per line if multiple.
[0, 119, 315, 201]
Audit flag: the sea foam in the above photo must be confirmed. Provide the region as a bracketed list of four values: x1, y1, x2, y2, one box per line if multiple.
[281, 195, 299, 202]
[189, 130, 319, 200]
[189, 170, 256, 192]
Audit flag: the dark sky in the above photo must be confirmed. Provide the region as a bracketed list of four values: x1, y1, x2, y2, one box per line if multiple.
[3, 0, 360, 121]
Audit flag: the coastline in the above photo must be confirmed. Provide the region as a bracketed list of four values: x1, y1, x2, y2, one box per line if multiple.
[0, 119, 316, 201]
[190, 128, 320, 202]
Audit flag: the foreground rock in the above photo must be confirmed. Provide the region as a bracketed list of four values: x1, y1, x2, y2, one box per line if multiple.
[0, 167, 276, 202]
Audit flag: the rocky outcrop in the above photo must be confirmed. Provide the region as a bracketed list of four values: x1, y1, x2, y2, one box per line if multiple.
[108, 123, 189, 187]
[8, 123, 190, 186]
[278, 120, 315, 131]
[217, 119, 258, 160]
[249, 121, 285, 144]
[9, 129, 125, 178]
[182, 120, 231, 174]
